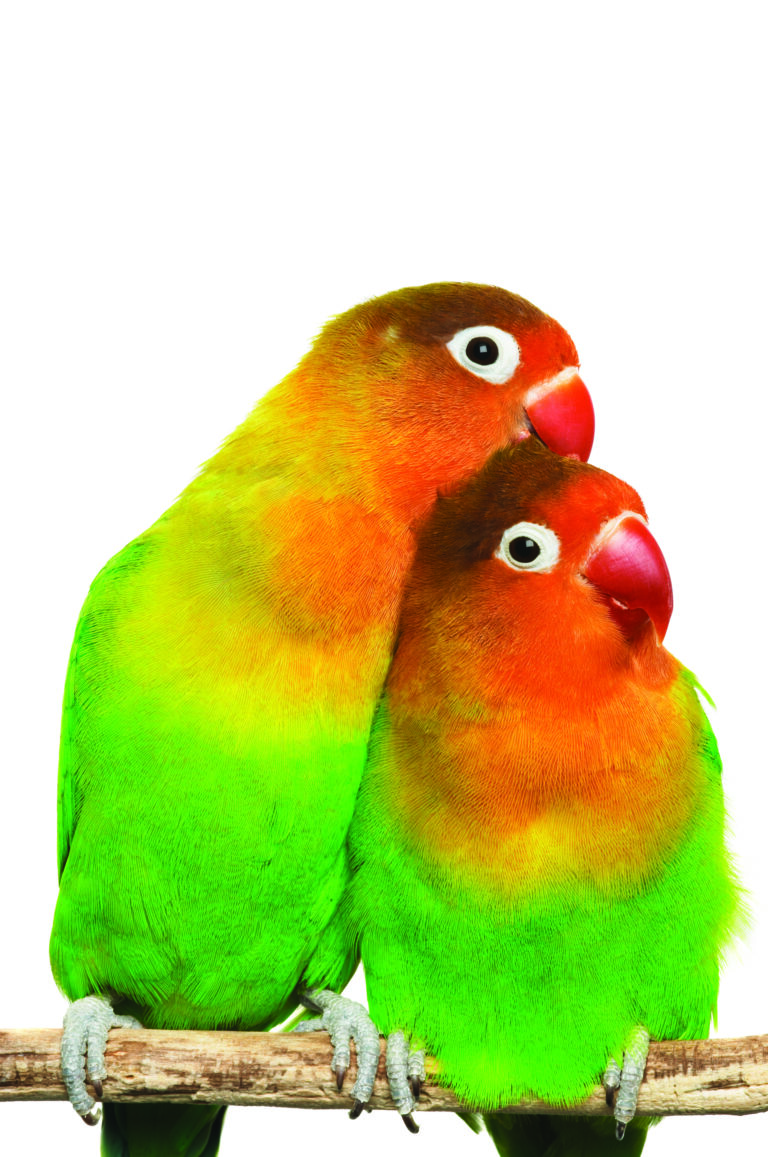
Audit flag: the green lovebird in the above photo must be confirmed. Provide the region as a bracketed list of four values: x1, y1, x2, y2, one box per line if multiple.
[347, 438, 741, 1153]
[49, 284, 595, 1156]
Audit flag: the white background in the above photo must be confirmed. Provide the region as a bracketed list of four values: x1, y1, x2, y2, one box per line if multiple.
[2, 3, 766, 1154]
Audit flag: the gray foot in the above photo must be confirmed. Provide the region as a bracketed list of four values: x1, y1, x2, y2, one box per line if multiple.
[602, 1026, 650, 1140]
[386, 1030, 425, 1133]
[294, 989, 381, 1117]
[61, 995, 143, 1124]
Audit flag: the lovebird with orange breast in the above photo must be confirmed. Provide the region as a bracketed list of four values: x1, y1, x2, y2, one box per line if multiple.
[347, 437, 740, 1153]
[49, 284, 595, 1156]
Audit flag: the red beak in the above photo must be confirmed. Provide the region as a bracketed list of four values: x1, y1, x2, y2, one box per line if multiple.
[525, 372, 595, 462]
[583, 515, 673, 643]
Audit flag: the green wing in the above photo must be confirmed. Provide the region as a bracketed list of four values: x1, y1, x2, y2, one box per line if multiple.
[56, 537, 151, 880]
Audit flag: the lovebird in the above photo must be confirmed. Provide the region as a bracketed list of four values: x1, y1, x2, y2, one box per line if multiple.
[49, 284, 595, 1156]
[347, 437, 740, 1153]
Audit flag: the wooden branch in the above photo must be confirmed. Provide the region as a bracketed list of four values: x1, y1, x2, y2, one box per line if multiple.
[1, 1029, 767, 1116]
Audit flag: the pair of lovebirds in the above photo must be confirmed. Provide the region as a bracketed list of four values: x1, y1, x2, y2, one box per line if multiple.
[50, 284, 740, 1157]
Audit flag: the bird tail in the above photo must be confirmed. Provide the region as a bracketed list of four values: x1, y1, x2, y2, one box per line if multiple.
[101, 1105, 227, 1157]
[483, 1113, 651, 1157]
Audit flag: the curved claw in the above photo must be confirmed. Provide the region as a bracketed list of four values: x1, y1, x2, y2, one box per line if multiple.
[60, 995, 143, 1122]
[407, 1046, 426, 1103]
[349, 1100, 365, 1121]
[402, 1113, 420, 1134]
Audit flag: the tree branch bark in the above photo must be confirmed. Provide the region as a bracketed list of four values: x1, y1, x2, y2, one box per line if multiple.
[2, 1029, 767, 1116]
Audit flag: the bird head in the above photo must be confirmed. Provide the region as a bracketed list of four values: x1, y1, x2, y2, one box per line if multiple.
[305, 283, 595, 518]
[394, 438, 675, 713]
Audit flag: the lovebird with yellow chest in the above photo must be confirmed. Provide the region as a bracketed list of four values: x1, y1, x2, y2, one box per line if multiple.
[49, 284, 595, 1156]
[348, 438, 740, 1154]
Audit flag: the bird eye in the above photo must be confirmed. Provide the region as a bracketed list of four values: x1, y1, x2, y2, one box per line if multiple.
[495, 522, 560, 573]
[446, 325, 521, 384]
[466, 336, 499, 365]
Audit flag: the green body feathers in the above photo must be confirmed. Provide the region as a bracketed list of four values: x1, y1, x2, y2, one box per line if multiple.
[351, 675, 735, 1107]
[50, 287, 589, 1154]
[346, 442, 740, 1150]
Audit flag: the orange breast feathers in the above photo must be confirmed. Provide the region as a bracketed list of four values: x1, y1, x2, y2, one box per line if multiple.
[374, 460, 699, 898]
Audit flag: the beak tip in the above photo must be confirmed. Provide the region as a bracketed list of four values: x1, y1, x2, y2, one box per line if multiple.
[652, 592, 674, 645]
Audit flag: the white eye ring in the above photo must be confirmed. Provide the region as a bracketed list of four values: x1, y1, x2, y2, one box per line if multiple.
[495, 522, 560, 573]
[446, 325, 521, 384]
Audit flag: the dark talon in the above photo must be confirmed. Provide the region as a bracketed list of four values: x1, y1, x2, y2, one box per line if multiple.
[616, 1122, 626, 1141]
[349, 1100, 365, 1120]
[92, 1079, 103, 1100]
[605, 1085, 615, 1109]
[410, 1077, 421, 1101]
[82, 1112, 99, 1127]
[402, 1113, 420, 1134]
[336, 1067, 346, 1091]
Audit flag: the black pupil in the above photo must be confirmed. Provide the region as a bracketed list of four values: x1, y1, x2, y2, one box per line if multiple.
[466, 336, 499, 365]
[508, 536, 540, 564]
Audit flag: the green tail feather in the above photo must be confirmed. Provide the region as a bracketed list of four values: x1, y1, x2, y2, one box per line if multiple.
[101, 1105, 227, 1157]
[483, 1114, 651, 1157]
[457, 1111, 484, 1134]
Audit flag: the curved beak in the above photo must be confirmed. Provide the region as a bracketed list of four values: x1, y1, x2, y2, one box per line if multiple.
[524, 370, 595, 462]
[582, 514, 673, 643]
